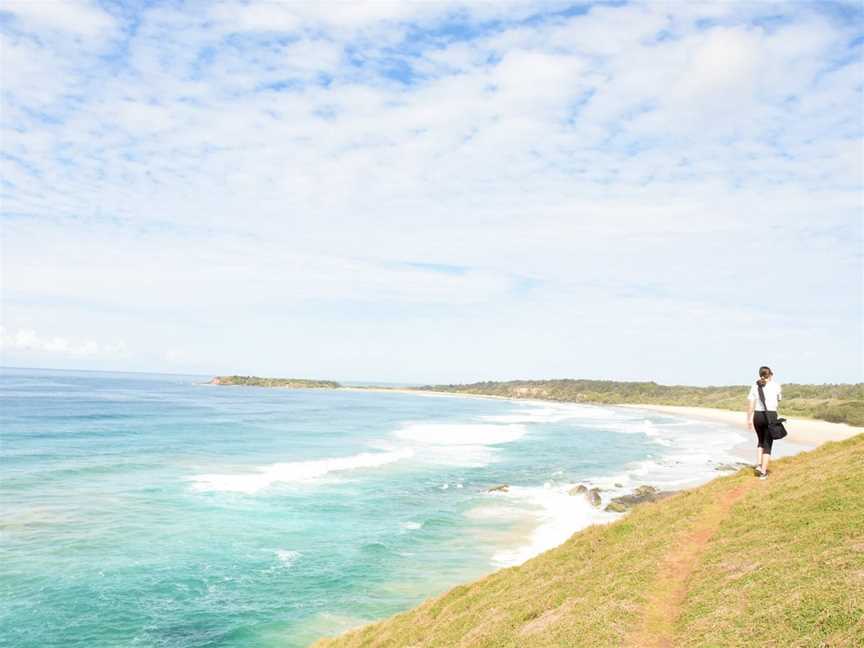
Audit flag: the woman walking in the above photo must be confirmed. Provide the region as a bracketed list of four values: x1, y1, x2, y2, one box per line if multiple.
[747, 366, 782, 479]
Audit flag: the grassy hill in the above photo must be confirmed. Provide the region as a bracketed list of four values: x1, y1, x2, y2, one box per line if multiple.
[316, 434, 864, 647]
[414, 380, 864, 427]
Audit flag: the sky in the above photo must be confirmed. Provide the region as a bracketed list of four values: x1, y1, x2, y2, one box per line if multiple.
[0, 0, 862, 386]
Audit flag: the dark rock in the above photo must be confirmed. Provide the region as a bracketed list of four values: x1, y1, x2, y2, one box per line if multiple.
[569, 485, 588, 496]
[614, 483, 623, 488]
[606, 485, 676, 512]
[587, 487, 602, 508]
[487, 484, 509, 493]
[633, 485, 659, 497]
[714, 462, 749, 472]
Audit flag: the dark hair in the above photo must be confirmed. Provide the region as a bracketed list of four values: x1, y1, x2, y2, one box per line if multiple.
[757, 366, 773, 387]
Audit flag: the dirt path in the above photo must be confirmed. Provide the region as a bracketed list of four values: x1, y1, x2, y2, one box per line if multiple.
[625, 480, 757, 648]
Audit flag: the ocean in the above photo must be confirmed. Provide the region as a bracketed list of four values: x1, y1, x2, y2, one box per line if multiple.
[1, 368, 752, 647]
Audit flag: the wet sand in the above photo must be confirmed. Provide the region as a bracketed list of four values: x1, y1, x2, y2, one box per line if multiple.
[617, 404, 862, 448]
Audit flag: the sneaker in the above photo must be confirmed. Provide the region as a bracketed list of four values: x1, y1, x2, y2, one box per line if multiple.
[758, 472, 767, 481]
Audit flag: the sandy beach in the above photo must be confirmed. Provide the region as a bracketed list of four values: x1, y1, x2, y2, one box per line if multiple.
[618, 404, 863, 447]
[340, 387, 863, 451]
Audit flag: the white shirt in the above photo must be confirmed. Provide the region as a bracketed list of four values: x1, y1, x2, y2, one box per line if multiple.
[747, 381, 782, 411]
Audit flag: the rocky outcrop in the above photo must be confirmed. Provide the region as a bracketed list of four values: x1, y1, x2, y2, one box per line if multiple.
[604, 485, 675, 512]
[568, 484, 601, 507]
[633, 485, 659, 497]
[488, 484, 510, 493]
[714, 462, 749, 472]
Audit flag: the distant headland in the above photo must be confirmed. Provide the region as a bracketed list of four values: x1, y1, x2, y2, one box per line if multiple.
[208, 376, 864, 427]
[209, 375, 341, 389]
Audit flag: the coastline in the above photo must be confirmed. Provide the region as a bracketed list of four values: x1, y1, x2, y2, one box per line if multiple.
[335, 388, 864, 536]
[334, 386, 803, 561]
[315, 392, 864, 646]
[337, 386, 520, 401]
[617, 403, 863, 447]
[316, 435, 864, 647]
[338, 387, 864, 449]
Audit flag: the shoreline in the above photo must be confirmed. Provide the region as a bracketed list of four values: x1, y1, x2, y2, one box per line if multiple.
[617, 403, 863, 447]
[338, 387, 863, 449]
[335, 388, 864, 546]
[341, 385, 826, 561]
[314, 390, 860, 644]
[337, 386, 523, 401]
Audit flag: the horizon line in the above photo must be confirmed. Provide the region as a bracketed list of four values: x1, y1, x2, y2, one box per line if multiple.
[2, 365, 861, 388]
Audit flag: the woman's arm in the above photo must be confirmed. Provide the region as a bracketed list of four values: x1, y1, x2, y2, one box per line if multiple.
[746, 398, 755, 431]
[746, 384, 756, 431]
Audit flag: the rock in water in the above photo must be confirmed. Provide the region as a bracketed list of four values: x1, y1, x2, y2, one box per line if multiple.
[568, 485, 588, 496]
[487, 484, 510, 493]
[633, 485, 659, 497]
[605, 484, 675, 512]
[714, 462, 749, 472]
[587, 487, 602, 507]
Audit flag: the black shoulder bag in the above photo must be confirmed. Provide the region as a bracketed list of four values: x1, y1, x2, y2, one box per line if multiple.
[757, 383, 788, 440]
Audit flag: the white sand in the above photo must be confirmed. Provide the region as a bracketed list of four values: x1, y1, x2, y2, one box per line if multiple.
[339, 387, 863, 455]
[617, 404, 862, 448]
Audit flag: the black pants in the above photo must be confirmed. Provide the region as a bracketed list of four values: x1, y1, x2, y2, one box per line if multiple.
[754, 410, 777, 454]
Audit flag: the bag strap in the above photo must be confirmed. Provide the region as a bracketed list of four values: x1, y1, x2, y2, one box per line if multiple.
[757, 382, 769, 412]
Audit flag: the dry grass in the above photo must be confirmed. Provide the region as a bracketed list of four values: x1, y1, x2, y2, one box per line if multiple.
[314, 435, 864, 647]
[677, 435, 864, 647]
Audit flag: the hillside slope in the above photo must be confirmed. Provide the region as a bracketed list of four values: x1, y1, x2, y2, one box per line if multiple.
[316, 434, 864, 647]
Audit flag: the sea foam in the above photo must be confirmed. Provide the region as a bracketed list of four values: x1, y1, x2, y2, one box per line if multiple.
[394, 422, 527, 445]
[480, 403, 622, 424]
[189, 448, 414, 494]
[391, 421, 528, 468]
[480, 407, 754, 567]
[489, 484, 612, 567]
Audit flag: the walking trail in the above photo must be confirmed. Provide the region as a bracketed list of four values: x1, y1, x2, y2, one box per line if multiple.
[625, 480, 758, 648]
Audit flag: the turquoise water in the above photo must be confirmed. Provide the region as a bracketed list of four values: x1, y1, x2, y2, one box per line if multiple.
[1, 368, 747, 647]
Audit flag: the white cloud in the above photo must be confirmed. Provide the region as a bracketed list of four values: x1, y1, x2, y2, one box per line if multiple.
[0, 327, 129, 357]
[209, 2, 302, 33]
[0, 0, 116, 37]
[0, 1, 860, 382]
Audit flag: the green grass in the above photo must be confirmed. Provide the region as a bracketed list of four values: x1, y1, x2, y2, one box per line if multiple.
[315, 434, 864, 647]
[414, 380, 864, 426]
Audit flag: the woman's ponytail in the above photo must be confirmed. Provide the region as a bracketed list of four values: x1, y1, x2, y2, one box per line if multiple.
[757, 366, 773, 388]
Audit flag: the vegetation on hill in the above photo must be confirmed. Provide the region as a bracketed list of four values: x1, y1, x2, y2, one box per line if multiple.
[209, 375, 340, 389]
[316, 434, 864, 647]
[414, 380, 864, 426]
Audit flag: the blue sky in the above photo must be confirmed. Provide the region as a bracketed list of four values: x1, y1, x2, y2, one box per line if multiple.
[1, 1, 862, 385]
